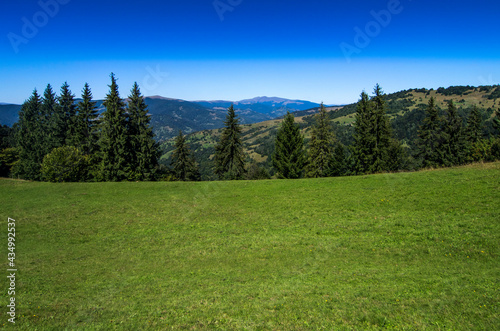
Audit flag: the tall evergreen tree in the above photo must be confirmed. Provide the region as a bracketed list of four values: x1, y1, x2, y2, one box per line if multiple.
[272, 111, 305, 179]
[352, 91, 373, 174]
[126, 82, 159, 181]
[465, 106, 483, 143]
[214, 104, 246, 180]
[41, 84, 61, 153]
[74, 83, 99, 155]
[329, 143, 348, 177]
[442, 101, 465, 166]
[417, 97, 445, 168]
[170, 130, 200, 181]
[98, 73, 129, 181]
[14, 90, 44, 180]
[305, 103, 334, 178]
[493, 108, 500, 135]
[352, 85, 398, 174]
[58, 82, 77, 147]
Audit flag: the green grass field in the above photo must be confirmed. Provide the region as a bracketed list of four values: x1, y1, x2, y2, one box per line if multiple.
[1, 163, 499, 330]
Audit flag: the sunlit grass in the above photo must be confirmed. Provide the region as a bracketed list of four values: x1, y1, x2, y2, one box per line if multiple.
[0, 162, 499, 329]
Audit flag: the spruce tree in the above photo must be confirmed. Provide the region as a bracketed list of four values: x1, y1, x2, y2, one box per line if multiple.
[74, 83, 99, 155]
[272, 111, 305, 179]
[305, 103, 334, 178]
[442, 101, 465, 166]
[329, 143, 348, 177]
[58, 82, 77, 147]
[352, 91, 373, 174]
[98, 73, 129, 181]
[214, 104, 246, 180]
[465, 106, 483, 143]
[370, 84, 395, 173]
[14, 90, 44, 180]
[417, 97, 445, 168]
[170, 130, 200, 181]
[126, 82, 159, 181]
[41, 84, 61, 153]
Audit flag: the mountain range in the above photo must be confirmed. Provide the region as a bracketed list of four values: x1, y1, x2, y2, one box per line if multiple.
[0, 96, 322, 141]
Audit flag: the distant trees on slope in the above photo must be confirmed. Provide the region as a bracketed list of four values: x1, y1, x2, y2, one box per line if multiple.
[2, 82, 500, 182]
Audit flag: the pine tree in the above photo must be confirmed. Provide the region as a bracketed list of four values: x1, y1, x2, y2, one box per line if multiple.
[272, 111, 305, 179]
[41, 84, 61, 153]
[465, 106, 483, 143]
[13, 90, 44, 180]
[352, 85, 398, 174]
[442, 101, 465, 166]
[214, 104, 246, 180]
[74, 83, 99, 155]
[170, 130, 200, 181]
[329, 143, 348, 177]
[58, 82, 77, 147]
[305, 103, 334, 178]
[370, 84, 394, 173]
[98, 73, 130, 181]
[493, 108, 500, 135]
[417, 97, 445, 168]
[126, 82, 160, 181]
[352, 91, 373, 174]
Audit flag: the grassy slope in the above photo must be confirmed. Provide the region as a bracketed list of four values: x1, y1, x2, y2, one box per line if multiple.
[0, 163, 499, 329]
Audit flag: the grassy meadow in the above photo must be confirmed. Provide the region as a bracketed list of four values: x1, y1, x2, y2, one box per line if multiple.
[0, 162, 499, 330]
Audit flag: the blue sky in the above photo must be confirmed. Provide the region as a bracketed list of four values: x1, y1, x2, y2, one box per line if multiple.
[1, 0, 499, 105]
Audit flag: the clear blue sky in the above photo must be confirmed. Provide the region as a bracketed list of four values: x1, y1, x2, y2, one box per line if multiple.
[1, 0, 499, 105]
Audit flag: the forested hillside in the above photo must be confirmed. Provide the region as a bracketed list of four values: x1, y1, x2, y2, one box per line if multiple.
[161, 85, 500, 180]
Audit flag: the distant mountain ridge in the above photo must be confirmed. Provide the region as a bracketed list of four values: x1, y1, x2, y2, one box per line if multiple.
[0, 96, 321, 141]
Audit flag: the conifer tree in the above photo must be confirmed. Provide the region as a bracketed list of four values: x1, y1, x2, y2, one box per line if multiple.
[493, 108, 500, 135]
[14, 90, 44, 180]
[272, 111, 305, 178]
[442, 101, 465, 166]
[74, 83, 99, 155]
[417, 97, 445, 168]
[465, 106, 483, 143]
[58, 82, 77, 146]
[352, 85, 398, 174]
[305, 103, 334, 178]
[98, 73, 129, 181]
[41, 84, 61, 153]
[126, 82, 159, 181]
[352, 91, 373, 174]
[329, 143, 348, 177]
[214, 104, 246, 180]
[170, 130, 200, 181]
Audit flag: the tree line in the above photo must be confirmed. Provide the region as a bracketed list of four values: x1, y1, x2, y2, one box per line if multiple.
[1, 82, 499, 181]
[210, 84, 500, 180]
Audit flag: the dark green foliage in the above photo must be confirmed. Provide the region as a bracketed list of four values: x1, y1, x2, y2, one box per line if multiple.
[0, 124, 12, 150]
[41, 146, 88, 182]
[305, 104, 334, 178]
[329, 143, 348, 177]
[442, 101, 466, 166]
[74, 83, 99, 155]
[214, 105, 246, 180]
[98, 73, 129, 181]
[58, 82, 77, 147]
[492, 108, 500, 135]
[465, 106, 483, 143]
[436, 86, 474, 96]
[41, 84, 61, 153]
[13, 90, 44, 180]
[0, 147, 19, 177]
[246, 160, 271, 180]
[352, 85, 398, 174]
[417, 97, 445, 168]
[272, 112, 305, 179]
[170, 130, 200, 181]
[126, 82, 160, 181]
[485, 86, 500, 100]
